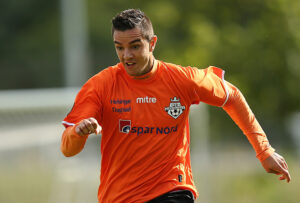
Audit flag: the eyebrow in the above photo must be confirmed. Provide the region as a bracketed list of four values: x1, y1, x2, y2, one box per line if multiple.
[114, 39, 142, 45]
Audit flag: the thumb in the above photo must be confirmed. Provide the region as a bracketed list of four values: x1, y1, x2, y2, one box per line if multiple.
[89, 118, 101, 134]
[274, 166, 291, 183]
[95, 124, 102, 134]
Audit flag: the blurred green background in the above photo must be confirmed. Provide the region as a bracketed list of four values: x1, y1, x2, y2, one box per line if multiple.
[0, 0, 299, 202]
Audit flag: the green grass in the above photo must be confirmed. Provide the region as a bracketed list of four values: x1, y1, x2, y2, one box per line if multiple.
[194, 160, 299, 203]
[0, 165, 53, 203]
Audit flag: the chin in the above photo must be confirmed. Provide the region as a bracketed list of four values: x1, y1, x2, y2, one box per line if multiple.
[125, 68, 137, 76]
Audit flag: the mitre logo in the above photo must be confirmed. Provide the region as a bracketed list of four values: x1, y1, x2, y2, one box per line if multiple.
[136, 96, 157, 104]
[165, 97, 186, 119]
[119, 119, 131, 133]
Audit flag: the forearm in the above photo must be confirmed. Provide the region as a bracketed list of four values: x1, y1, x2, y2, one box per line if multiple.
[61, 124, 88, 157]
[222, 82, 275, 161]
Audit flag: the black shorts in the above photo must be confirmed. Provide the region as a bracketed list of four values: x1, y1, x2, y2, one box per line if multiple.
[147, 190, 194, 203]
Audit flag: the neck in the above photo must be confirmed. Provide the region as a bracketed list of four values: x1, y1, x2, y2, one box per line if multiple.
[132, 58, 157, 80]
[146, 57, 155, 74]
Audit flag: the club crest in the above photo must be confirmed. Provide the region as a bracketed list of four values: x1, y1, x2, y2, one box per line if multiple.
[165, 97, 185, 119]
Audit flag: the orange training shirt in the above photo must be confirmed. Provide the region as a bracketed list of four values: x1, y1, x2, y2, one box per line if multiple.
[61, 60, 274, 202]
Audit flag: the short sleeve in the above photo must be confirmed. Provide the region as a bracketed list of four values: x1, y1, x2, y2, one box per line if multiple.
[62, 76, 103, 128]
[188, 66, 229, 107]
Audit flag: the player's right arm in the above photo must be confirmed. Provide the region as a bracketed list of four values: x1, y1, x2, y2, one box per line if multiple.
[60, 69, 109, 157]
[61, 118, 101, 157]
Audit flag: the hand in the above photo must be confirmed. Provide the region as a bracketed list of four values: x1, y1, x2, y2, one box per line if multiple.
[75, 117, 101, 136]
[261, 152, 291, 183]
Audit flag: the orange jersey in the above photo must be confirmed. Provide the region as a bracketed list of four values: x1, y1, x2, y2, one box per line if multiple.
[61, 60, 274, 202]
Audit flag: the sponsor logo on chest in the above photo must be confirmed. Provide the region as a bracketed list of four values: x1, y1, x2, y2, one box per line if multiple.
[111, 99, 131, 113]
[136, 96, 157, 104]
[119, 119, 178, 136]
[111, 95, 186, 120]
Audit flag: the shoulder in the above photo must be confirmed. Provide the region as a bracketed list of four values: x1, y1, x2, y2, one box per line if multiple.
[93, 63, 122, 80]
[159, 61, 226, 85]
[204, 66, 225, 79]
[160, 61, 188, 72]
[79, 63, 122, 94]
[85, 63, 123, 87]
[159, 61, 204, 79]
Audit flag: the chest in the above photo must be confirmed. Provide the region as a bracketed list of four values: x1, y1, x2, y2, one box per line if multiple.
[103, 78, 190, 127]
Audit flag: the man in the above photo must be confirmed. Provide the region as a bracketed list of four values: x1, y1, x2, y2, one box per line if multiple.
[61, 9, 291, 203]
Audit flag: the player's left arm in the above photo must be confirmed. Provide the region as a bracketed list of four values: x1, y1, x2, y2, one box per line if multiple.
[222, 81, 291, 183]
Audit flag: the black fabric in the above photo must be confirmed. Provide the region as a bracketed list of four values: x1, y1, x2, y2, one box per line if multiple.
[147, 190, 194, 203]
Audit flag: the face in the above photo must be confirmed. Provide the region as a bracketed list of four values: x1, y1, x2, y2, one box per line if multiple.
[113, 28, 157, 76]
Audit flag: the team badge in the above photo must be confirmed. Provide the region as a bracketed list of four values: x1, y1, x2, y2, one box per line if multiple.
[165, 97, 186, 119]
[119, 119, 131, 133]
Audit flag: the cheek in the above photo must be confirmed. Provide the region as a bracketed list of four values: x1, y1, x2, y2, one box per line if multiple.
[115, 51, 123, 60]
[139, 48, 150, 59]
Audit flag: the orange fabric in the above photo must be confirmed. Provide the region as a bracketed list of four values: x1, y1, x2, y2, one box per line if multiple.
[61, 60, 272, 202]
[61, 124, 88, 157]
[222, 82, 275, 161]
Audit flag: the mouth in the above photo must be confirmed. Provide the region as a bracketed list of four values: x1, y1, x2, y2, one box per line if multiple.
[125, 62, 136, 67]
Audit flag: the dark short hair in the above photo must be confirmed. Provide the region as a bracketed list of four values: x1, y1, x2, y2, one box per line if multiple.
[112, 9, 154, 41]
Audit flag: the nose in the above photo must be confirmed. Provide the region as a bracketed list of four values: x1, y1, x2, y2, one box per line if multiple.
[123, 48, 133, 59]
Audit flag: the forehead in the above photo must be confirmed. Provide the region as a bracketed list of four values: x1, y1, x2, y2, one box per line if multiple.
[113, 28, 146, 44]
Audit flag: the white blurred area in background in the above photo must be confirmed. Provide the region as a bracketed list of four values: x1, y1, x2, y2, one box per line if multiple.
[0, 88, 101, 203]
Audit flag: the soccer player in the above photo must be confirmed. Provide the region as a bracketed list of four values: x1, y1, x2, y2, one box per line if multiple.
[61, 9, 291, 203]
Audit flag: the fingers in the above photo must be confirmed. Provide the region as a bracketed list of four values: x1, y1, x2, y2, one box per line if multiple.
[277, 168, 291, 183]
[275, 153, 289, 170]
[283, 168, 291, 183]
[278, 169, 291, 183]
[262, 153, 291, 183]
[89, 117, 102, 134]
[95, 124, 102, 134]
[76, 121, 90, 136]
[280, 171, 291, 183]
[267, 166, 291, 183]
[75, 118, 101, 136]
[274, 153, 291, 182]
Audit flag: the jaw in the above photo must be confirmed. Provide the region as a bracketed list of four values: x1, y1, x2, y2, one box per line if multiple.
[124, 63, 137, 75]
[122, 55, 154, 76]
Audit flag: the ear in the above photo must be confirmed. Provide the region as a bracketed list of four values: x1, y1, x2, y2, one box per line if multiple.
[149, 35, 158, 52]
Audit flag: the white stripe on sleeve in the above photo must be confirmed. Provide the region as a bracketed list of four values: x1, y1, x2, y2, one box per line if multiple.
[221, 70, 230, 107]
[62, 121, 75, 126]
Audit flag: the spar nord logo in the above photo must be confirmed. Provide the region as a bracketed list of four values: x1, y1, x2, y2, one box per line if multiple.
[119, 119, 178, 135]
[119, 119, 131, 133]
[165, 97, 185, 119]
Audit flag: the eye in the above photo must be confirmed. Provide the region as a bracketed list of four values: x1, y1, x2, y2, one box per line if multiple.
[116, 46, 123, 51]
[132, 45, 140, 50]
